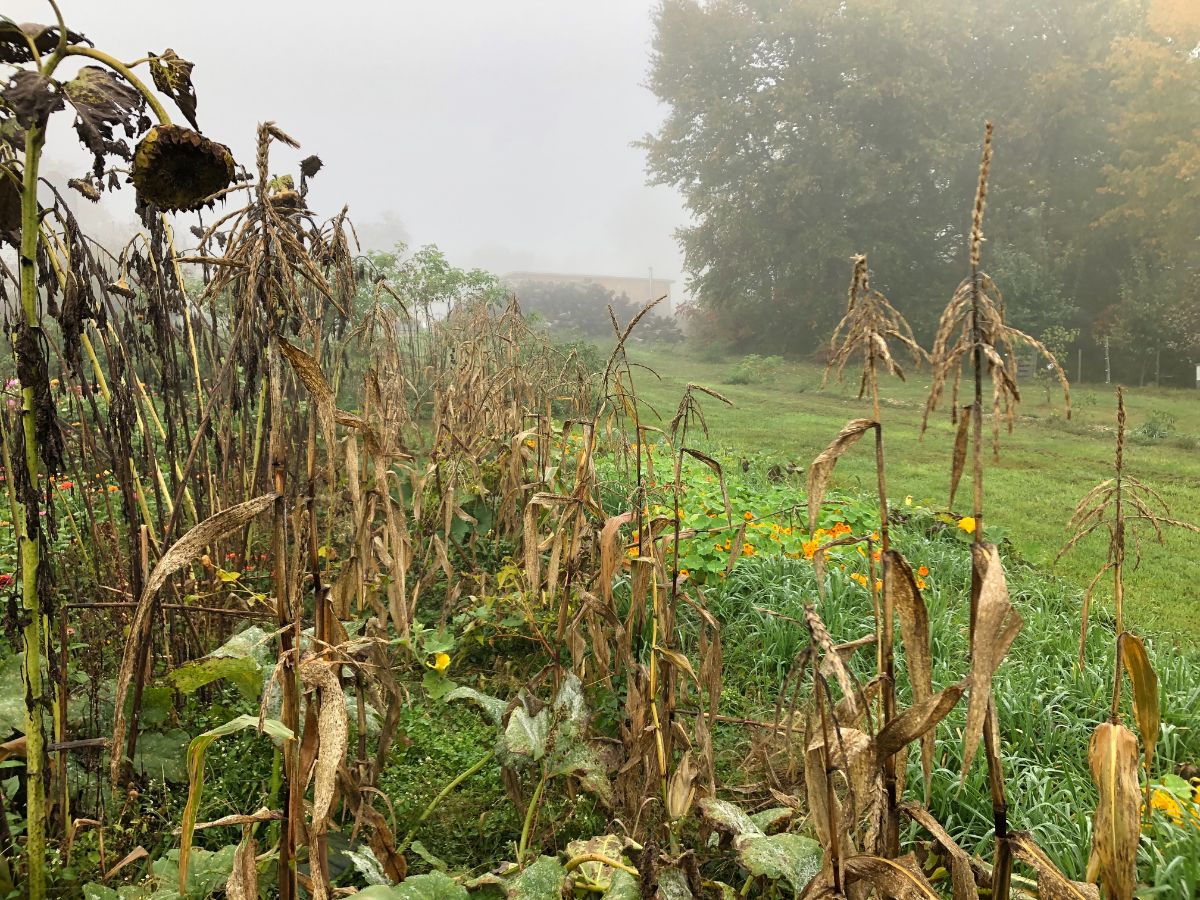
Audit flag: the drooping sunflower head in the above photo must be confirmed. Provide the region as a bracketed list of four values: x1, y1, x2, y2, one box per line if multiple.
[131, 124, 235, 212]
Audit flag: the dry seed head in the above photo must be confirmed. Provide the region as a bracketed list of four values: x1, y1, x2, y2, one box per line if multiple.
[970, 121, 993, 270]
[131, 125, 235, 212]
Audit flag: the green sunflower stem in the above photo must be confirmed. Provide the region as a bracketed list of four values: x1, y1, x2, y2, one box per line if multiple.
[17, 121, 47, 900]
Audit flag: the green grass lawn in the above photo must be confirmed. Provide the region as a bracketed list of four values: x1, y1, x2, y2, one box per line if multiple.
[624, 343, 1200, 646]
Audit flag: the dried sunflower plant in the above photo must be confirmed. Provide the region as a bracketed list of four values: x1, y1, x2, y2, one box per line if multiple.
[0, 6, 234, 896]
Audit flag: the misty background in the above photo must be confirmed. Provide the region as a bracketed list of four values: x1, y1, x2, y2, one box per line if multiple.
[8, 0, 685, 285]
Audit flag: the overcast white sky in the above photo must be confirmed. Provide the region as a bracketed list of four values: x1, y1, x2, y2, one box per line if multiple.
[11, 1, 687, 285]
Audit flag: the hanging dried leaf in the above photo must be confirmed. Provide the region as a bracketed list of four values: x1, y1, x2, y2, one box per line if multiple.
[0, 20, 87, 64]
[4, 70, 64, 128]
[225, 831, 259, 900]
[110, 493, 278, 785]
[961, 543, 1022, 779]
[807, 419, 876, 534]
[148, 49, 199, 129]
[875, 680, 966, 761]
[1009, 831, 1099, 900]
[843, 854, 940, 899]
[299, 659, 348, 835]
[948, 405, 971, 509]
[1117, 632, 1159, 790]
[900, 803, 978, 900]
[62, 66, 144, 174]
[883, 550, 935, 798]
[1087, 722, 1140, 900]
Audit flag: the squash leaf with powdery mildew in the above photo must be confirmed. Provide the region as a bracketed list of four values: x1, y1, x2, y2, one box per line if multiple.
[167, 626, 271, 700]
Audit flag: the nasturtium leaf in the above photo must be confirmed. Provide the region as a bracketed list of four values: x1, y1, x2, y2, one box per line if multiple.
[422, 670, 457, 701]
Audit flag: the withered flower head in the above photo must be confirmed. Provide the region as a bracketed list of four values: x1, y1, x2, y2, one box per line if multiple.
[131, 124, 234, 212]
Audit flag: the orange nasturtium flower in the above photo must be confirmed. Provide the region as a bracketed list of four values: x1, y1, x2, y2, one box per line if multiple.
[917, 565, 929, 577]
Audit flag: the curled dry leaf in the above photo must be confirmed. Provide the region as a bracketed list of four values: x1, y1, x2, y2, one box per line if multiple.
[1009, 831, 1099, 900]
[882, 550, 935, 799]
[900, 803, 977, 900]
[110, 492, 278, 785]
[299, 658, 349, 835]
[225, 832, 258, 900]
[807, 419, 876, 535]
[843, 854, 940, 899]
[1117, 631, 1159, 791]
[1087, 721, 1140, 900]
[961, 543, 1022, 779]
[875, 680, 966, 763]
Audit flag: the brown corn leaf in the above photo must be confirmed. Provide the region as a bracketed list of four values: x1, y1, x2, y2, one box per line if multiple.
[883, 550, 935, 799]
[225, 832, 258, 900]
[110, 493, 278, 784]
[900, 803, 977, 900]
[1009, 831, 1099, 900]
[961, 543, 1023, 779]
[599, 511, 635, 606]
[843, 854, 940, 899]
[948, 405, 971, 509]
[807, 419, 875, 534]
[1117, 632, 1159, 789]
[1088, 721, 1140, 900]
[299, 659, 348, 835]
[875, 680, 967, 761]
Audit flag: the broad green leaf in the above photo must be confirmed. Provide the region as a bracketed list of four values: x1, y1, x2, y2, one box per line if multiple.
[698, 797, 762, 836]
[749, 807, 794, 834]
[445, 685, 507, 725]
[548, 740, 612, 803]
[503, 707, 550, 761]
[0, 654, 24, 734]
[168, 627, 271, 700]
[656, 866, 694, 900]
[149, 845, 238, 899]
[422, 670, 457, 701]
[134, 729, 190, 783]
[354, 871, 468, 899]
[505, 855, 567, 900]
[735, 833, 823, 894]
[178, 716, 292, 894]
[602, 870, 640, 900]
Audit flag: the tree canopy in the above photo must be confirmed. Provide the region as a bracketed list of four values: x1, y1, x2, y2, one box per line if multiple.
[644, 0, 1200, 382]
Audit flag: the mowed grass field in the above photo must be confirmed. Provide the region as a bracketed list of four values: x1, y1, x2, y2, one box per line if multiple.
[626, 344, 1200, 646]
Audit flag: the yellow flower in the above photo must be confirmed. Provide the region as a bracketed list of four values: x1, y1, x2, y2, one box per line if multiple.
[874, 578, 883, 592]
[802, 539, 820, 560]
[850, 572, 868, 587]
[916, 577, 927, 590]
[430, 652, 451, 675]
[743, 511, 754, 521]
[742, 543, 755, 556]
[904, 495, 913, 507]
[957, 516, 976, 535]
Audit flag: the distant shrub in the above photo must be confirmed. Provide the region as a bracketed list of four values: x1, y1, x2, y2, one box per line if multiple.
[724, 354, 783, 385]
[1133, 411, 1177, 441]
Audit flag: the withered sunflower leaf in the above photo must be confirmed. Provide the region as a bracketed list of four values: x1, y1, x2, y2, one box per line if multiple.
[0, 18, 89, 65]
[148, 49, 199, 129]
[4, 70, 64, 128]
[62, 66, 144, 173]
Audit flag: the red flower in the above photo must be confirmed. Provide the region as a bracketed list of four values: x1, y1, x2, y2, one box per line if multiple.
[0, 574, 13, 588]
[58, 481, 74, 491]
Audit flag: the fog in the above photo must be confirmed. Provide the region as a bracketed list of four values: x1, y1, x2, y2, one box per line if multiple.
[7, 0, 685, 283]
